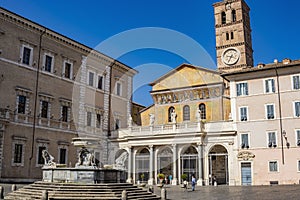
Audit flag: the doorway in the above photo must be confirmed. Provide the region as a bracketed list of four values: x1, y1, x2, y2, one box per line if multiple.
[208, 145, 228, 185]
[241, 162, 252, 185]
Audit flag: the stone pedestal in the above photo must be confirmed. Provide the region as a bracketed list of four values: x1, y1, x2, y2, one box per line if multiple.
[197, 179, 203, 186]
[43, 167, 125, 183]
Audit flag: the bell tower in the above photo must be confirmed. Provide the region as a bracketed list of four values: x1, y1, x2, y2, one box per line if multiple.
[213, 0, 253, 72]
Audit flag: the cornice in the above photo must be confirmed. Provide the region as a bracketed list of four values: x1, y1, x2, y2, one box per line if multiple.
[0, 7, 136, 75]
[216, 42, 245, 50]
[215, 19, 243, 28]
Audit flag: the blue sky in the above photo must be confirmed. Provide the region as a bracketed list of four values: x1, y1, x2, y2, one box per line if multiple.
[1, 0, 300, 107]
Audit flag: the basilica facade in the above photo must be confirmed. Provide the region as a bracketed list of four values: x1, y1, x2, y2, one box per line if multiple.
[113, 0, 300, 186]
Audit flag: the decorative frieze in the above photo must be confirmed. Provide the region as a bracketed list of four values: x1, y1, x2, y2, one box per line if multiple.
[153, 87, 221, 105]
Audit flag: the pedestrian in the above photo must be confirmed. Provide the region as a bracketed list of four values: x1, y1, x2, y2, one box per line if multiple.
[191, 175, 196, 191]
[183, 180, 188, 191]
[169, 175, 172, 184]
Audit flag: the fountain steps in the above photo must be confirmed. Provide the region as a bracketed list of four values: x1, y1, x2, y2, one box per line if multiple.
[5, 182, 161, 200]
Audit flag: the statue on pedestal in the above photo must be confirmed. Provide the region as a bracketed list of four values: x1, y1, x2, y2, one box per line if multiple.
[114, 151, 128, 170]
[75, 147, 96, 167]
[42, 150, 56, 167]
[196, 109, 202, 122]
[171, 110, 177, 123]
[149, 114, 155, 126]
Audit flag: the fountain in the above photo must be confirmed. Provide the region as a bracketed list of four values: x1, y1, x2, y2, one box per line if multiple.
[42, 137, 125, 183]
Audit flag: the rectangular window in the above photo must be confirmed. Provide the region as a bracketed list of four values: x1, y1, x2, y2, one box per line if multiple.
[266, 104, 275, 119]
[22, 46, 31, 65]
[88, 72, 94, 87]
[61, 106, 68, 122]
[38, 146, 46, 165]
[59, 148, 67, 164]
[268, 132, 277, 147]
[240, 107, 248, 121]
[44, 55, 53, 72]
[236, 83, 248, 96]
[87, 112, 92, 126]
[269, 161, 278, 172]
[241, 134, 249, 148]
[96, 114, 101, 128]
[18, 95, 26, 114]
[294, 102, 300, 117]
[293, 75, 300, 90]
[41, 101, 48, 118]
[265, 79, 275, 93]
[64, 62, 72, 79]
[298, 160, 300, 172]
[116, 82, 122, 96]
[14, 144, 23, 164]
[115, 119, 120, 130]
[296, 130, 300, 146]
[98, 76, 103, 90]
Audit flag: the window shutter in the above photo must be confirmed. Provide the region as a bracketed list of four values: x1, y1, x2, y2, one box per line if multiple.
[271, 79, 275, 92]
[265, 80, 269, 93]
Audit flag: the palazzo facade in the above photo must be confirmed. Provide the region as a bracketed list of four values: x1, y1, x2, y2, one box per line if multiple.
[0, 7, 135, 182]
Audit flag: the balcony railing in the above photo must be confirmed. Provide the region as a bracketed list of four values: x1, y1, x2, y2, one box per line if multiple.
[0, 108, 77, 132]
[111, 120, 235, 139]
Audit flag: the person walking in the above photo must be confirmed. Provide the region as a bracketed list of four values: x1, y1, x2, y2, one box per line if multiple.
[191, 175, 196, 191]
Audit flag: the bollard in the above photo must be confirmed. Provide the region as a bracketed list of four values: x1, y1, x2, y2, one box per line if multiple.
[42, 190, 48, 200]
[0, 186, 3, 199]
[121, 190, 127, 200]
[11, 184, 16, 192]
[148, 185, 154, 193]
[161, 188, 167, 200]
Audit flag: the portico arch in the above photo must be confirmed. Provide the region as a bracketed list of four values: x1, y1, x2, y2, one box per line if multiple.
[135, 148, 150, 183]
[180, 145, 198, 182]
[208, 144, 228, 185]
[157, 146, 173, 183]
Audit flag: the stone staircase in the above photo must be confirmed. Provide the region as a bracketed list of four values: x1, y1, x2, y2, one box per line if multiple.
[5, 181, 161, 200]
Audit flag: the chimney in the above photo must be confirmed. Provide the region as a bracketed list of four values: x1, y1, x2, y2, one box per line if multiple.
[282, 58, 291, 65]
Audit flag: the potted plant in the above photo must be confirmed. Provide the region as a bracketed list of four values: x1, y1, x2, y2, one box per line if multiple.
[140, 173, 145, 182]
[181, 174, 188, 188]
[181, 174, 187, 182]
[157, 173, 165, 183]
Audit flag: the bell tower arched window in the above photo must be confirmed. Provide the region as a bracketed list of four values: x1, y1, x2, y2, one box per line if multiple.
[183, 105, 190, 121]
[199, 103, 206, 120]
[168, 107, 175, 122]
[232, 10, 237, 22]
[221, 12, 226, 24]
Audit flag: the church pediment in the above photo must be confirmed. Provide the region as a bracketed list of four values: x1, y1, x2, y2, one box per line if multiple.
[150, 64, 222, 91]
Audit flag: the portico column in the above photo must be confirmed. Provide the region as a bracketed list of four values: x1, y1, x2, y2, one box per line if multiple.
[148, 145, 154, 185]
[172, 144, 178, 185]
[197, 143, 203, 186]
[127, 146, 133, 183]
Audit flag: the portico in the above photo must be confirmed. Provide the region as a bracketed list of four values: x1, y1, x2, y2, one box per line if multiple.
[114, 120, 236, 185]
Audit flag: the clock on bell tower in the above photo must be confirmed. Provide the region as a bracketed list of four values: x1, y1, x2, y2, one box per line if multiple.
[213, 0, 253, 73]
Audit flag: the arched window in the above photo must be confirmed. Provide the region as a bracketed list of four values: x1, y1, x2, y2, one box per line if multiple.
[231, 31, 234, 39]
[168, 107, 175, 122]
[199, 103, 206, 120]
[226, 33, 229, 40]
[183, 105, 190, 121]
[232, 10, 237, 22]
[221, 12, 226, 24]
